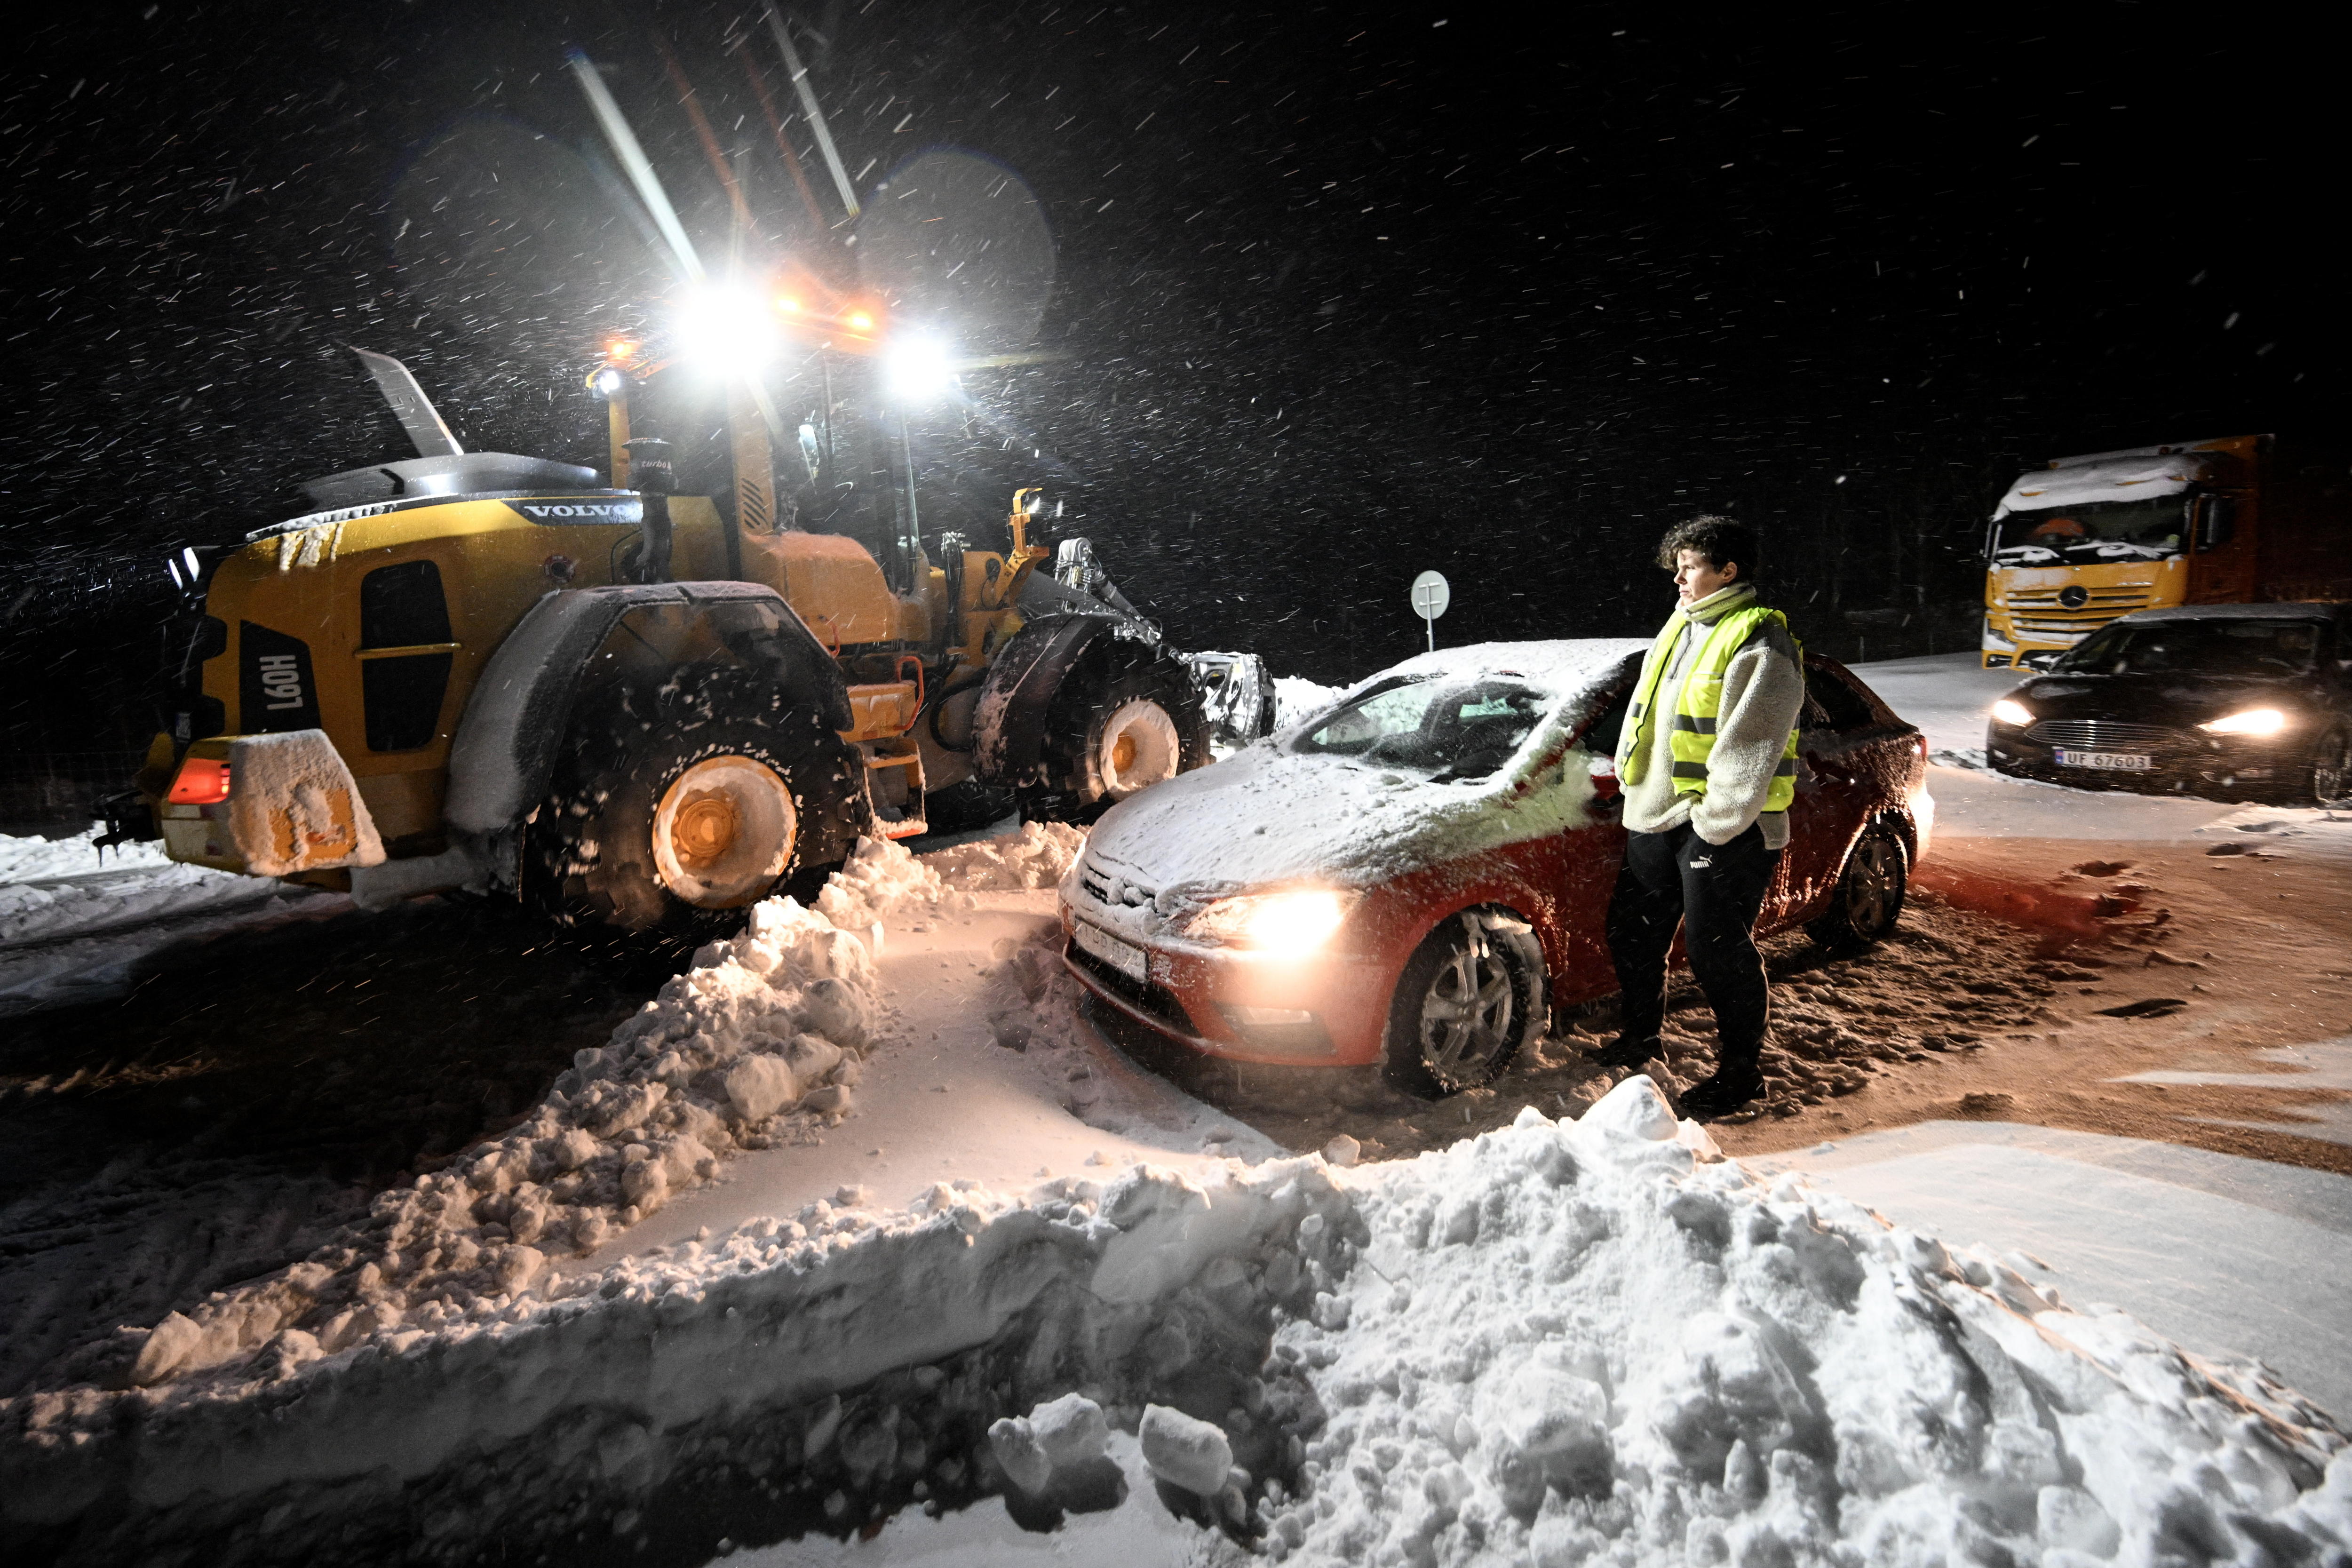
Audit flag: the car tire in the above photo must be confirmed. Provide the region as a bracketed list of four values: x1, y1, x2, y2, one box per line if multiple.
[526, 662, 869, 934]
[1383, 909, 1548, 1098]
[2306, 726, 2352, 808]
[1025, 648, 1212, 824]
[1806, 821, 1909, 953]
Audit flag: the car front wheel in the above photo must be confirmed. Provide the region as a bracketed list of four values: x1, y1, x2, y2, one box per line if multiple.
[1806, 822, 1909, 952]
[1383, 910, 1548, 1098]
[2307, 726, 2352, 808]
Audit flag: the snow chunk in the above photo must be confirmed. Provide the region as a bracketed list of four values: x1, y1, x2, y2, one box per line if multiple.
[1138, 1402, 1234, 1496]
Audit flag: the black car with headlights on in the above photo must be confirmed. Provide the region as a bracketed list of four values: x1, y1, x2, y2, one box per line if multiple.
[1985, 602, 2352, 806]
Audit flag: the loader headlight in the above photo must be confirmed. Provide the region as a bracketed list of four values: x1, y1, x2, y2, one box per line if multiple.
[1184, 889, 1358, 955]
[883, 333, 957, 404]
[675, 284, 778, 374]
[587, 366, 628, 400]
[2199, 707, 2288, 737]
[1990, 698, 2035, 728]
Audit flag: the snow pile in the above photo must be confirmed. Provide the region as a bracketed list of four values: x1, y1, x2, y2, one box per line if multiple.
[84, 895, 881, 1393]
[0, 823, 173, 879]
[13, 1079, 2350, 1563]
[1264, 1080, 2349, 1567]
[815, 822, 1084, 930]
[1274, 675, 1346, 730]
[34, 827, 1084, 1395]
[5, 1154, 1351, 1560]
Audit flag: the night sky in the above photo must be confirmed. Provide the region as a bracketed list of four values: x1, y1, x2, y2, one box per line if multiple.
[3, 0, 2340, 759]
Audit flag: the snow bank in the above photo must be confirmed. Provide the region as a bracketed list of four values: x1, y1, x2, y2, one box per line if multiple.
[814, 820, 1085, 931]
[0, 823, 174, 880]
[32, 829, 1076, 1401]
[1267, 1080, 2348, 1567]
[13, 1076, 2347, 1564]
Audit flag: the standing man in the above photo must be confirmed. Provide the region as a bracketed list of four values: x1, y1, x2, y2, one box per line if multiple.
[1594, 516, 1807, 1118]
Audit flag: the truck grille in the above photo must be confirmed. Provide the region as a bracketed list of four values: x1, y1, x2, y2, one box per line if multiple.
[2001, 587, 2155, 642]
[2024, 719, 2186, 752]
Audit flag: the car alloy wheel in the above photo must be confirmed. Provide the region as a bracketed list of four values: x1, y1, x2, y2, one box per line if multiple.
[1806, 822, 1908, 952]
[1385, 909, 1546, 1097]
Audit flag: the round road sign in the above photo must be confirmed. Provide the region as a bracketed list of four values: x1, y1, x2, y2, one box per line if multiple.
[1409, 570, 1450, 621]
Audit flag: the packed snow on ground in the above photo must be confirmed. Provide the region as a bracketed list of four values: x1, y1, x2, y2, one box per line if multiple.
[1752, 1118, 2352, 1421]
[2116, 1036, 2352, 1152]
[0, 823, 317, 1013]
[11, 1075, 2350, 1565]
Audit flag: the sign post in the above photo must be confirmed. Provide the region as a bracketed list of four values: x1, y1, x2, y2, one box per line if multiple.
[1409, 570, 1450, 652]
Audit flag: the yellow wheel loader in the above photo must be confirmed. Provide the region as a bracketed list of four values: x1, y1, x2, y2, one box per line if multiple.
[107, 347, 1210, 934]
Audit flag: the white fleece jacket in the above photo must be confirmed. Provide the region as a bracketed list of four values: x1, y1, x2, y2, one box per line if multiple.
[1614, 585, 1808, 849]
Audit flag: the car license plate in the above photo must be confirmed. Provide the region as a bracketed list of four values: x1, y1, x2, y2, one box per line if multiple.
[1072, 920, 1147, 981]
[2053, 749, 2152, 772]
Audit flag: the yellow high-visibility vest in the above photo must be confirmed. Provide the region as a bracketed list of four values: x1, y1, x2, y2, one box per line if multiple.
[1622, 604, 1802, 812]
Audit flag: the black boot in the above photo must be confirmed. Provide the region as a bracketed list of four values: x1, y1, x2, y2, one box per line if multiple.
[1678, 1061, 1766, 1119]
[1592, 1034, 1662, 1069]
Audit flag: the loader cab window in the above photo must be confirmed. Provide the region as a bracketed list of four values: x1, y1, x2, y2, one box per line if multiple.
[358, 560, 454, 752]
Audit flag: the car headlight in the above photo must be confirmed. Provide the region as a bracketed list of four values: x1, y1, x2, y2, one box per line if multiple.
[1183, 889, 1358, 954]
[2199, 708, 2288, 737]
[1990, 698, 2035, 728]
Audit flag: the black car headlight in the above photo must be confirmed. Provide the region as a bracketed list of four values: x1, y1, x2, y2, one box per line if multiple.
[2198, 708, 2288, 738]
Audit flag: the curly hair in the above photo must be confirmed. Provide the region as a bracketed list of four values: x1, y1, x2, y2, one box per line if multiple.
[1655, 514, 1760, 581]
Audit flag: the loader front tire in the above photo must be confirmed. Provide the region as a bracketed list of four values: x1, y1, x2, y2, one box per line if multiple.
[526, 663, 869, 934]
[1023, 647, 1211, 824]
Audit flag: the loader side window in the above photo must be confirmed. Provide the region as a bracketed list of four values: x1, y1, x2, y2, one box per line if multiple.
[359, 561, 453, 752]
[360, 560, 453, 648]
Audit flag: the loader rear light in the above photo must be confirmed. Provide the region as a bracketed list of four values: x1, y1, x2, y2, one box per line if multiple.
[166, 757, 232, 805]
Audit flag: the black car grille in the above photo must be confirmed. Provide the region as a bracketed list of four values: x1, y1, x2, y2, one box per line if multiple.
[1066, 940, 1195, 1034]
[1074, 860, 1156, 912]
[2024, 719, 2187, 751]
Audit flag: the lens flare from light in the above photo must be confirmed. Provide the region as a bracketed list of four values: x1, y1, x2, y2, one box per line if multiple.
[883, 334, 958, 403]
[673, 285, 777, 374]
[777, 296, 802, 313]
[2200, 707, 2288, 736]
[846, 310, 876, 332]
[1990, 698, 2034, 727]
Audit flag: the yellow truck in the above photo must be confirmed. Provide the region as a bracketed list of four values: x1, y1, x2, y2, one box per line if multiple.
[1980, 433, 2352, 669]
[107, 348, 1209, 933]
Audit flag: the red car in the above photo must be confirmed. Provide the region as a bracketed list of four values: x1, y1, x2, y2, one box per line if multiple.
[1058, 639, 1932, 1097]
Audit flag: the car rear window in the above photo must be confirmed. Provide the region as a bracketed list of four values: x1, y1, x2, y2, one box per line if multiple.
[1804, 664, 1879, 731]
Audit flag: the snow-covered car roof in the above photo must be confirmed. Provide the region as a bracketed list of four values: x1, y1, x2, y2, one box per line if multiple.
[1992, 453, 2213, 519]
[1310, 637, 1650, 714]
[1085, 639, 1649, 896]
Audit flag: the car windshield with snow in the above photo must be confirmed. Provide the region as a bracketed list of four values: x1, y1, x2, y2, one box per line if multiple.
[1060, 639, 1934, 1098]
[1986, 602, 2352, 805]
[1288, 674, 1553, 781]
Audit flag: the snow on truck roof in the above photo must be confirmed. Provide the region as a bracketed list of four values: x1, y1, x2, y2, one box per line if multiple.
[1992, 451, 2216, 518]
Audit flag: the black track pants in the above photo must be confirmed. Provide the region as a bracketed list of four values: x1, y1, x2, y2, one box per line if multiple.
[1605, 821, 1780, 1064]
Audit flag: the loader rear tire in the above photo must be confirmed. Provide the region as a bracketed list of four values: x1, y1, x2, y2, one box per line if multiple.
[1022, 647, 1211, 824]
[525, 662, 869, 935]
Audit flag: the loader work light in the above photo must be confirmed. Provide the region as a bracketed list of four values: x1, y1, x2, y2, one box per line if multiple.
[588, 366, 628, 401]
[883, 333, 957, 403]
